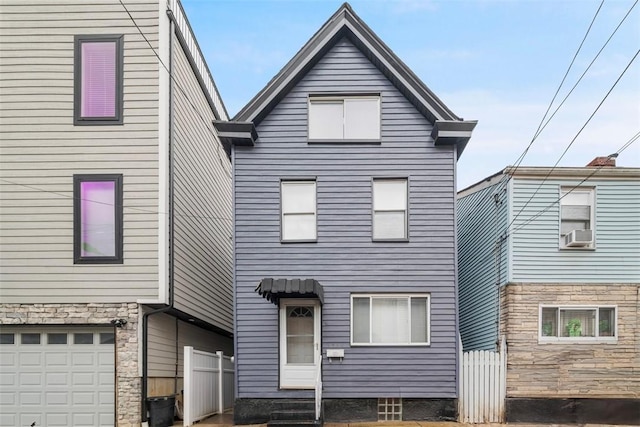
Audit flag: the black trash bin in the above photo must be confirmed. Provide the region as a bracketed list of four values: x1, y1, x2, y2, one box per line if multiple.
[147, 395, 175, 427]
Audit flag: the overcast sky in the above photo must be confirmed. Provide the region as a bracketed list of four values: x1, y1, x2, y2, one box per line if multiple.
[181, 0, 639, 190]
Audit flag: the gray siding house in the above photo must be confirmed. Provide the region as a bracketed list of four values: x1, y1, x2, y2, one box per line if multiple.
[0, 1, 233, 425]
[215, 4, 476, 424]
[458, 158, 640, 424]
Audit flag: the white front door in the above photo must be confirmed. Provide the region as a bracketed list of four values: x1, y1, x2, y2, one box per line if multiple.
[279, 299, 320, 389]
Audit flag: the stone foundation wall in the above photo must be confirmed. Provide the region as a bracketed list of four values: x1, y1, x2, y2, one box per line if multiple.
[0, 303, 141, 426]
[500, 284, 640, 398]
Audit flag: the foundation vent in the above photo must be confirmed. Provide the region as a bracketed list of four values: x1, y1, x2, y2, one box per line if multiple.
[378, 397, 402, 421]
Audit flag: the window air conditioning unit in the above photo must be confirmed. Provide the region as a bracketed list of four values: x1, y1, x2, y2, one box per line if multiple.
[565, 229, 593, 247]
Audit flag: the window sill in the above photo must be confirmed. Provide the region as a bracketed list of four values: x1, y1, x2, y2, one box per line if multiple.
[74, 257, 123, 264]
[351, 342, 431, 347]
[538, 337, 617, 344]
[559, 246, 596, 251]
[281, 239, 317, 244]
[372, 238, 409, 243]
[308, 139, 381, 145]
[74, 118, 123, 126]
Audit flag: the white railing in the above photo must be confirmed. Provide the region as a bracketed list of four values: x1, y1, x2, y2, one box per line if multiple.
[168, 0, 228, 120]
[183, 347, 234, 426]
[314, 353, 322, 421]
[459, 335, 506, 423]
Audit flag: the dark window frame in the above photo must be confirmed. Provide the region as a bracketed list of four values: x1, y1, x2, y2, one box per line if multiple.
[73, 174, 124, 264]
[74, 34, 124, 125]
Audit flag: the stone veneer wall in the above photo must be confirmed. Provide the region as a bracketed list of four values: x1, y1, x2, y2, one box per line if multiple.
[0, 303, 141, 426]
[500, 284, 640, 398]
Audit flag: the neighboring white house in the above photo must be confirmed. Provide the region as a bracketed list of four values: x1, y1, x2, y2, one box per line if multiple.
[0, 1, 233, 425]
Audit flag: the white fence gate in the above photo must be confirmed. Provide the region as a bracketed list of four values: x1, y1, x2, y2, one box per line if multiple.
[183, 347, 234, 426]
[459, 336, 506, 423]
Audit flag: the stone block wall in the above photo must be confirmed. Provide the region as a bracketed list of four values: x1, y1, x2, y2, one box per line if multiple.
[500, 284, 640, 398]
[0, 303, 141, 426]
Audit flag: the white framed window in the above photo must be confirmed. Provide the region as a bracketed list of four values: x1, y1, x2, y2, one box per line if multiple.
[539, 305, 616, 343]
[373, 179, 408, 240]
[281, 180, 316, 242]
[351, 294, 430, 345]
[560, 187, 594, 248]
[308, 95, 380, 141]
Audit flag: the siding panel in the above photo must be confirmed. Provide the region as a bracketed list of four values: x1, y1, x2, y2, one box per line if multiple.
[0, 0, 160, 302]
[234, 38, 458, 399]
[457, 180, 508, 351]
[511, 178, 640, 282]
[171, 36, 233, 332]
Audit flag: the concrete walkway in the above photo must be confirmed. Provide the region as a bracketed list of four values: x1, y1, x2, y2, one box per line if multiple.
[174, 416, 634, 427]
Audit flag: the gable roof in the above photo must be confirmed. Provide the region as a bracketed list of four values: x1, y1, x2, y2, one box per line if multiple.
[231, 2, 476, 156]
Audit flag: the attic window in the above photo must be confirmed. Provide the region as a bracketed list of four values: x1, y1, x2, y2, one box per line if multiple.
[308, 95, 380, 142]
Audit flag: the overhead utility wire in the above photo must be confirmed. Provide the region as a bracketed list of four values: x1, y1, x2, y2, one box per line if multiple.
[528, 0, 638, 143]
[508, 133, 639, 235]
[457, 1, 616, 230]
[117, 0, 231, 178]
[467, 132, 640, 273]
[498, 0, 606, 190]
[507, 48, 640, 231]
[0, 178, 234, 223]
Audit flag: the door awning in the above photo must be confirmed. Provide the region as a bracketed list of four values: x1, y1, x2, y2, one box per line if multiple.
[256, 278, 324, 305]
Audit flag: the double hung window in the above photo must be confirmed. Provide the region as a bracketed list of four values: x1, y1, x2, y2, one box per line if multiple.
[540, 306, 616, 341]
[351, 294, 430, 345]
[560, 187, 594, 248]
[372, 179, 408, 240]
[73, 174, 123, 264]
[281, 180, 316, 242]
[308, 95, 380, 141]
[74, 35, 124, 124]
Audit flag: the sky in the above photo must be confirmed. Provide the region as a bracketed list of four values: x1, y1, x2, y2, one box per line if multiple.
[181, 0, 640, 190]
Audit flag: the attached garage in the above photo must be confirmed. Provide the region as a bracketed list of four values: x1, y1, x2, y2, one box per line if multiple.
[0, 327, 115, 427]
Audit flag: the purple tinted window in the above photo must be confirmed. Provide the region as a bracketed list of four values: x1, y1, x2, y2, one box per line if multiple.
[80, 181, 116, 257]
[81, 41, 116, 118]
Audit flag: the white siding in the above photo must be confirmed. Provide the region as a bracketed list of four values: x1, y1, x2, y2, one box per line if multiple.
[147, 312, 233, 377]
[170, 36, 233, 332]
[0, 0, 161, 302]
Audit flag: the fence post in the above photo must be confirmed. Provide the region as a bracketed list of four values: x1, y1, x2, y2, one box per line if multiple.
[216, 351, 224, 414]
[184, 346, 193, 426]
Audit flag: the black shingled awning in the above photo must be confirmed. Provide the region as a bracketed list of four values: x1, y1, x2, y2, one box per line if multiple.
[256, 278, 324, 305]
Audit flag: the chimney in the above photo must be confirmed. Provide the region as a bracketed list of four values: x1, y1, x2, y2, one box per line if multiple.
[587, 156, 616, 167]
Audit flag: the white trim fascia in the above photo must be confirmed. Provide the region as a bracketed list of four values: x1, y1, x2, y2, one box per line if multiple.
[343, 20, 447, 121]
[157, 0, 170, 305]
[507, 178, 514, 283]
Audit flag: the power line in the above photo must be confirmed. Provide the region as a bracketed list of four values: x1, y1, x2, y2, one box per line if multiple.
[508, 132, 640, 235]
[457, 1, 627, 232]
[507, 48, 640, 231]
[529, 0, 638, 143]
[0, 178, 233, 223]
[498, 0, 606, 191]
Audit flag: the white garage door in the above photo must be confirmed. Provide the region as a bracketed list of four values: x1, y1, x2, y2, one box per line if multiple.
[0, 327, 115, 427]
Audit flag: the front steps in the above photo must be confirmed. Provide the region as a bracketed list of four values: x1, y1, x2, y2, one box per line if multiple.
[267, 399, 322, 427]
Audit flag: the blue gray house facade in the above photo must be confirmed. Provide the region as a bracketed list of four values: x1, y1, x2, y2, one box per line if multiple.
[458, 158, 640, 424]
[215, 3, 476, 424]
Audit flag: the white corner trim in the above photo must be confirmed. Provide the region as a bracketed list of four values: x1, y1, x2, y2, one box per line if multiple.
[157, 0, 170, 305]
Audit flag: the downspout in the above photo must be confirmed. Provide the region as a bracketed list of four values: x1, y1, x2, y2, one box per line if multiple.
[141, 7, 176, 423]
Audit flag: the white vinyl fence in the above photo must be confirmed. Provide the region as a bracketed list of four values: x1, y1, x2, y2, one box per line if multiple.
[459, 336, 506, 423]
[183, 347, 234, 426]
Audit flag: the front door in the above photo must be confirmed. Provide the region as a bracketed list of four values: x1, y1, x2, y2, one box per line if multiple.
[279, 299, 320, 389]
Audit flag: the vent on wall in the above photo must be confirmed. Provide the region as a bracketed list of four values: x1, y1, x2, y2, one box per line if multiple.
[565, 229, 593, 247]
